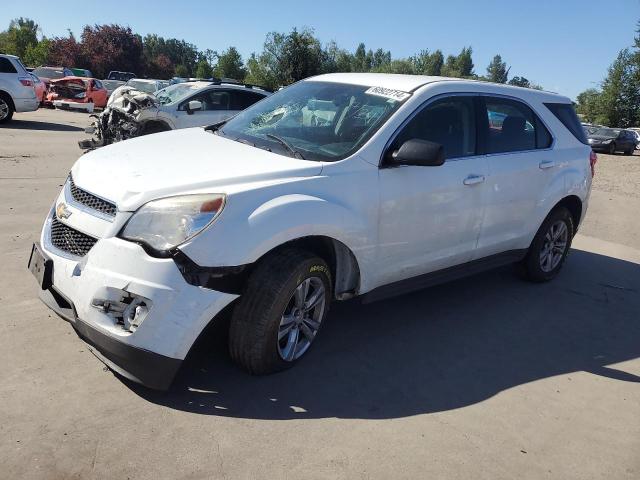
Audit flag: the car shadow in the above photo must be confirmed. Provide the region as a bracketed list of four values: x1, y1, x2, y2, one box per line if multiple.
[2, 119, 84, 132]
[130, 248, 640, 419]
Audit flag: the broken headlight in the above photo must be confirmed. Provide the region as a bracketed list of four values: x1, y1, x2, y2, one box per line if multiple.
[120, 194, 225, 253]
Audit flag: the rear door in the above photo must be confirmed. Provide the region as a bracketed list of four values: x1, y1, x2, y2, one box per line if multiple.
[475, 96, 554, 258]
[377, 95, 489, 286]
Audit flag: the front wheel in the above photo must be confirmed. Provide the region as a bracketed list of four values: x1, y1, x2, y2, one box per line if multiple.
[520, 207, 574, 282]
[229, 249, 332, 374]
[608, 142, 616, 155]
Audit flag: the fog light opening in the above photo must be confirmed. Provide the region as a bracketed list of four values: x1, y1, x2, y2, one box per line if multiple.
[91, 291, 151, 332]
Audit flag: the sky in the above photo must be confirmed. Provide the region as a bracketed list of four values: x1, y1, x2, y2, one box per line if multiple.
[2, 0, 639, 100]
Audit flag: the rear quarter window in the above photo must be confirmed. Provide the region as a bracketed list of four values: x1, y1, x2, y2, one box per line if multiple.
[544, 103, 588, 145]
[0, 58, 18, 74]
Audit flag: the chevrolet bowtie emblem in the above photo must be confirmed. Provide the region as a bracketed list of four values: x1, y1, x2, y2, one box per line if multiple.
[56, 202, 72, 219]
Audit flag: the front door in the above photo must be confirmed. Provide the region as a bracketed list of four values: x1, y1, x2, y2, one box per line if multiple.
[377, 95, 488, 287]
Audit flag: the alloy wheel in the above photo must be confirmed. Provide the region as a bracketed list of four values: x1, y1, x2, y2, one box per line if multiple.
[0, 98, 8, 121]
[277, 277, 326, 361]
[539, 220, 568, 272]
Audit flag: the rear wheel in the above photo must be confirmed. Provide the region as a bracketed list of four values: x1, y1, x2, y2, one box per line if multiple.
[0, 94, 14, 123]
[520, 207, 574, 282]
[625, 146, 634, 156]
[229, 248, 332, 374]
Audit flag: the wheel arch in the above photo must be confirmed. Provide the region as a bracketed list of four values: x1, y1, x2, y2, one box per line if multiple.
[0, 90, 15, 110]
[552, 195, 582, 233]
[142, 119, 172, 134]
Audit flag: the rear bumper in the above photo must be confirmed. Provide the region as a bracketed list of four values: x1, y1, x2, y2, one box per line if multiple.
[40, 287, 182, 390]
[14, 96, 39, 112]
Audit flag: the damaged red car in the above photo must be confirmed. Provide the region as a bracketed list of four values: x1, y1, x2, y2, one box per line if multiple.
[46, 77, 108, 109]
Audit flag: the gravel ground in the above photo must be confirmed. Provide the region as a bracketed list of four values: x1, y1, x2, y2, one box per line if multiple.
[0, 109, 638, 480]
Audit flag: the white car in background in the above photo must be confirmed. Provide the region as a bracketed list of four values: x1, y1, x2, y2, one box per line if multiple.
[136, 81, 271, 133]
[30, 73, 593, 389]
[0, 54, 39, 123]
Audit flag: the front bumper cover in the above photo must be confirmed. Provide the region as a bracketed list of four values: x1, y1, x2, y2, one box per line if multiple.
[40, 286, 182, 390]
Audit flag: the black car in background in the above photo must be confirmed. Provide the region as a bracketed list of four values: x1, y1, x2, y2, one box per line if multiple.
[587, 127, 637, 155]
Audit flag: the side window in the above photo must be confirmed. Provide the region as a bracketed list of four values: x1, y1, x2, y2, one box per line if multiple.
[93, 79, 104, 90]
[484, 97, 551, 153]
[0, 58, 17, 74]
[181, 90, 231, 111]
[393, 96, 476, 159]
[230, 90, 266, 110]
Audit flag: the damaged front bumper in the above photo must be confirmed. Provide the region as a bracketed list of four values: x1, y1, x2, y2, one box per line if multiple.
[31, 236, 238, 390]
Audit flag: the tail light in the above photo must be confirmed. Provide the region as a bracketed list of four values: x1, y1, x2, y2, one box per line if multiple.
[589, 150, 597, 178]
[19, 76, 33, 87]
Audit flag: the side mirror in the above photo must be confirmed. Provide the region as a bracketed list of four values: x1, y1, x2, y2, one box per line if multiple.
[186, 100, 203, 114]
[387, 138, 445, 167]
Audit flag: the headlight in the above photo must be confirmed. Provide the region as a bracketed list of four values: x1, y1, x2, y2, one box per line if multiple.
[120, 194, 225, 252]
[602, 139, 612, 144]
[75, 92, 86, 99]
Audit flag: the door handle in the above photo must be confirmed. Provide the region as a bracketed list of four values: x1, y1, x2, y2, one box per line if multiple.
[463, 175, 485, 186]
[539, 160, 557, 170]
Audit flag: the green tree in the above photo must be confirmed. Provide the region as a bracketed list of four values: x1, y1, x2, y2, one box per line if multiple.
[486, 54, 509, 83]
[195, 58, 213, 78]
[0, 18, 40, 59]
[575, 88, 602, 123]
[508, 76, 531, 88]
[411, 49, 444, 76]
[597, 49, 639, 127]
[175, 64, 189, 77]
[23, 38, 51, 66]
[214, 46, 246, 80]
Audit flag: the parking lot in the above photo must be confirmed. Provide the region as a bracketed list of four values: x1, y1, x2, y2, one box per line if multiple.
[1, 108, 639, 479]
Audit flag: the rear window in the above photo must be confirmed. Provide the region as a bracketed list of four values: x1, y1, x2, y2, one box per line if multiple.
[0, 58, 17, 74]
[544, 103, 588, 145]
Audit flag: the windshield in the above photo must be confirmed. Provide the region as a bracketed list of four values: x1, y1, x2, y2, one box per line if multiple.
[125, 80, 157, 94]
[33, 67, 64, 79]
[155, 83, 200, 105]
[219, 81, 409, 162]
[592, 128, 619, 137]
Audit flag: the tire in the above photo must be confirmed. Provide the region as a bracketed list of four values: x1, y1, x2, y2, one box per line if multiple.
[624, 147, 634, 156]
[608, 142, 616, 155]
[0, 93, 14, 124]
[229, 248, 332, 375]
[520, 207, 574, 282]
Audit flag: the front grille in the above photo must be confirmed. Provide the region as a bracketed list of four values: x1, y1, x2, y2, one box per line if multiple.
[69, 176, 117, 217]
[50, 215, 98, 257]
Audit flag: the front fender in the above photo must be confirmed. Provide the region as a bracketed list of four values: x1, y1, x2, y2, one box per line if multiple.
[179, 192, 375, 289]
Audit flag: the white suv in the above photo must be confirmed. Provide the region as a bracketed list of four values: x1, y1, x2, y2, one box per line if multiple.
[29, 73, 594, 389]
[0, 54, 39, 123]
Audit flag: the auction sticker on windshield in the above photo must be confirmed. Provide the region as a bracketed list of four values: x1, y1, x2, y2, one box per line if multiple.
[364, 86, 411, 102]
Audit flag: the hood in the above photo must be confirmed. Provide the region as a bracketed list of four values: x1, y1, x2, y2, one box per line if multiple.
[71, 128, 324, 211]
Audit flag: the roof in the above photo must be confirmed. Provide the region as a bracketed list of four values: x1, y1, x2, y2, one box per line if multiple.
[309, 73, 450, 92]
[307, 73, 568, 103]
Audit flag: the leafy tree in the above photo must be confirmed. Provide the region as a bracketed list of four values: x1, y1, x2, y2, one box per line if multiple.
[411, 49, 444, 75]
[195, 58, 213, 78]
[80, 24, 142, 78]
[23, 38, 51, 66]
[508, 76, 531, 88]
[214, 46, 246, 80]
[0, 18, 39, 59]
[352, 42, 370, 72]
[175, 64, 189, 77]
[486, 54, 509, 83]
[575, 88, 602, 123]
[245, 52, 279, 90]
[598, 49, 639, 127]
[47, 31, 85, 69]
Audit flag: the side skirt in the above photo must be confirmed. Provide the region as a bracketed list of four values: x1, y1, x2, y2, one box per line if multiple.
[361, 249, 527, 304]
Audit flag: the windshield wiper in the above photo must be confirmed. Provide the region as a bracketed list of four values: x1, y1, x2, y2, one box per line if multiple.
[266, 133, 305, 159]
